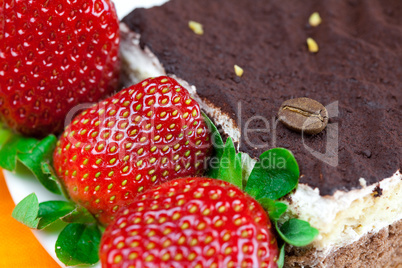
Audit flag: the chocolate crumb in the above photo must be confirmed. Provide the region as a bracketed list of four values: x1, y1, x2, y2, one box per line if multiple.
[363, 150, 372, 158]
[232, 76, 241, 83]
[284, 195, 293, 205]
[373, 184, 383, 198]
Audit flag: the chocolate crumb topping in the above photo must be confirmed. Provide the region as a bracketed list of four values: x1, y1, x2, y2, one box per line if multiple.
[373, 184, 383, 198]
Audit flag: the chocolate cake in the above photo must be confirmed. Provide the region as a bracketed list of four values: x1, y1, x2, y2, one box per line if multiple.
[119, 0, 402, 266]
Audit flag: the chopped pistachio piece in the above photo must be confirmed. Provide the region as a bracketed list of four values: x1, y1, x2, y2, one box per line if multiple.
[309, 12, 322, 27]
[188, 20, 204, 35]
[234, 65, 244, 77]
[306, 37, 319, 53]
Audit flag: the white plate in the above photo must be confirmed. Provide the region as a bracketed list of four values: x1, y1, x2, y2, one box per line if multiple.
[4, 1, 168, 267]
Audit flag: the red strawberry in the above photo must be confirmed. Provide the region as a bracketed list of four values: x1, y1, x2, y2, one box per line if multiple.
[53, 76, 212, 225]
[100, 177, 279, 268]
[0, 0, 120, 137]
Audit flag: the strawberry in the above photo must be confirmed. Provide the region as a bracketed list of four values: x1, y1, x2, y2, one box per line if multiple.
[0, 0, 120, 137]
[53, 76, 212, 225]
[100, 177, 279, 268]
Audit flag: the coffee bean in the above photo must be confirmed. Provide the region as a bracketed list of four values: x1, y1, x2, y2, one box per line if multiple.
[278, 97, 328, 135]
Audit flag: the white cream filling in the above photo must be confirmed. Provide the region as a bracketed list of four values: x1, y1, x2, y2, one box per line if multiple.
[120, 24, 166, 84]
[282, 172, 402, 254]
[119, 22, 402, 257]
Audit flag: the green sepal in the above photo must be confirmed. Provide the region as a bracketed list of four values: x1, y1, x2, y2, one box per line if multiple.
[202, 113, 243, 188]
[239, 152, 254, 188]
[203, 113, 224, 178]
[202, 112, 224, 157]
[41, 161, 70, 199]
[0, 132, 38, 171]
[62, 206, 97, 224]
[216, 137, 242, 188]
[12, 193, 97, 230]
[55, 223, 101, 266]
[18, 135, 62, 195]
[37, 201, 77, 229]
[276, 218, 319, 247]
[0, 126, 13, 151]
[0, 127, 62, 195]
[245, 148, 299, 200]
[258, 198, 288, 222]
[11, 193, 40, 229]
[277, 243, 286, 268]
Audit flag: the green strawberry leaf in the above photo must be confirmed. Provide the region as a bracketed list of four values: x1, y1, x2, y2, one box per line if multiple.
[239, 152, 254, 187]
[0, 132, 38, 171]
[37, 201, 77, 229]
[56, 223, 101, 266]
[277, 244, 286, 268]
[0, 126, 13, 151]
[258, 198, 288, 222]
[216, 137, 242, 189]
[203, 113, 246, 190]
[276, 218, 319, 247]
[18, 135, 62, 195]
[11, 193, 40, 229]
[62, 206, 97, 224]
[203, 113, 225, 178]
[12, 193, 97, 230]
[41, 161, 71, 199]
[0, 127, 62, 195]
[202, 112, 224, 157]
[202, 113, 243, 189]
[245, 148, 299, 200]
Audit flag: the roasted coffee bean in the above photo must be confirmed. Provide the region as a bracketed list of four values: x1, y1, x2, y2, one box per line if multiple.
[278, 97, 328, 135]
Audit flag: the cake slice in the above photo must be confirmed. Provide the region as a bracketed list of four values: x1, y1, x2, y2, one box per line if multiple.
[119, 0, 402, 266]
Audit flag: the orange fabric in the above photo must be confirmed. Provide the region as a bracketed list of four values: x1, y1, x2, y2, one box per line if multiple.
[0, 169, 60, 268]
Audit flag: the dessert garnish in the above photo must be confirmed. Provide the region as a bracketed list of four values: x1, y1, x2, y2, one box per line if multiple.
[306, 37, 319, 53]
[234, 64, 244, 77]
[309, 12, 322, 27]
[53, 76, 212, 226]
[1, 92, 318, 266]
[188, 20, 204, 35]
[0, 0, 120, 137]
[278, 97, 328, 135]
[203, 115, 319, 266]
